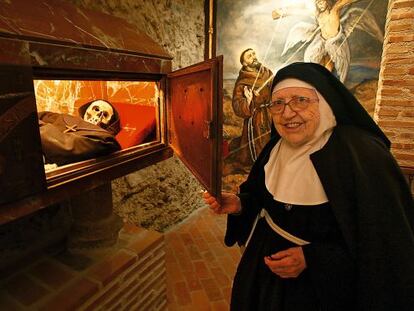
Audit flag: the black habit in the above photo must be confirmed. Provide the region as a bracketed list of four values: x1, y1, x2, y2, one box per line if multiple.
[225, 62, 414, 311]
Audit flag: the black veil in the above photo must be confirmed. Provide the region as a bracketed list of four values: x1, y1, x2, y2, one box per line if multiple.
[270, 62, 390, 148]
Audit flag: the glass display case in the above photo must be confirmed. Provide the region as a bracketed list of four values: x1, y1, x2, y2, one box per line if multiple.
[0, 0, 222, 222]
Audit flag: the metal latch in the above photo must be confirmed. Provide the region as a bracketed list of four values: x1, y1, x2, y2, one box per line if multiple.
[203, 120, 213, 139]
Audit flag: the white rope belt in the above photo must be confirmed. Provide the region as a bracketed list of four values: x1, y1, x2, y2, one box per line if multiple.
[244, 209, 311, 249]
[247, 115, 257, 162]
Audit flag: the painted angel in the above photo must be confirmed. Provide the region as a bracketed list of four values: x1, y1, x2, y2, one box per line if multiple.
[272, 0, 384, 82]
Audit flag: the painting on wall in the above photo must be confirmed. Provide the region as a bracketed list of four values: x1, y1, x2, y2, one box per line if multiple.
[217, 0, 388, 191]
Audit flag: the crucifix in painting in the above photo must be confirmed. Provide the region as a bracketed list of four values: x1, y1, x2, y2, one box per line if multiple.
[272, 0, 383, 82]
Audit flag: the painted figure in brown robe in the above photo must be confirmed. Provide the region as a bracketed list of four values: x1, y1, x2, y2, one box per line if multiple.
[231, 48, 273, 171]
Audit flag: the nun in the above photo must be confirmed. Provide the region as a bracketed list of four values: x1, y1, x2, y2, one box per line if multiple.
[203, 62, 414, 311]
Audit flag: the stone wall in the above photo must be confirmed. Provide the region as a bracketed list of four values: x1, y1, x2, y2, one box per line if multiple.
[68, 0, 207, 231]
[69, 0, 205, 70]
[375, 0, 414, 168]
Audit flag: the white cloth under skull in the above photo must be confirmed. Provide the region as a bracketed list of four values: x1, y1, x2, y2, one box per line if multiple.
[39, 99, 121, 167]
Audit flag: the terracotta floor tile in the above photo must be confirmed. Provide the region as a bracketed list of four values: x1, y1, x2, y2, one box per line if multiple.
[209, 267, 230, 287]
[190, 290, 212, 310]
[180, 232, 195, 245]
[186, 243, 203, 261]
[217, 256, 238, 278]
[200, 249, 217, 263]
[228, 247, 242, 262]
[175, 252, 194, 272]
[188, 225, 203, 239]
[167, 287, 175, 304]
[167, 302, 180, 311]
[222, 286, 232, 303]
[174, 281, 192, 306]
[211, 223, 225, 236]
[209, 242, 228, 258]
[211, 300, 229, 311]
[166, 207, 240, 310]
[167, 262, 185, 282]
[176, 306, 202, 311]
[194, 237, 210, 252]
[183, 271, 203, 292]
[194, 219, 209, 232]
[166, 249, 178, 264]
[207, 259, 222, 270]
[201, 230, 217, 243]
[169, 237, 187, 254]
[200, 278, 223, 301]
[165, 231, 177, 243]
[193, 261, 211, 279]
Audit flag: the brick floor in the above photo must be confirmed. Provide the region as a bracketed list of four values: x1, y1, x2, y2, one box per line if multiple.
[166, 206, 241, 310]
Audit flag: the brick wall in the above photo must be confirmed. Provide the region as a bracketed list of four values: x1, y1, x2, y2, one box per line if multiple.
[375, 0, 414, 168]
[0, 224, 166, 310]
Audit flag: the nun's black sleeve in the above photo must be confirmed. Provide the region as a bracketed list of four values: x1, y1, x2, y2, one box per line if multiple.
[224, 181, 261, 247]
[349, 130, 414, 310]
[224, 137, 277, 247]
[312, 126, 414, 311]
[302, 239, 356, 309]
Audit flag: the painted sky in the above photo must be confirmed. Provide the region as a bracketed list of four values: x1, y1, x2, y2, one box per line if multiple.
[217, 0, 387, 83]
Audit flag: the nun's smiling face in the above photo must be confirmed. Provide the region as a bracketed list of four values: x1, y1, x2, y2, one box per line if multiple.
[269, 86, 320, 146]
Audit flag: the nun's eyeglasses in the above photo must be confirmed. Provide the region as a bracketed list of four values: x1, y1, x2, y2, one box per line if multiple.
[266, 96, 319, 114]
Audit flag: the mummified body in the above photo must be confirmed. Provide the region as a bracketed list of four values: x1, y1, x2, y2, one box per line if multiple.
[39, 99, 121, 166]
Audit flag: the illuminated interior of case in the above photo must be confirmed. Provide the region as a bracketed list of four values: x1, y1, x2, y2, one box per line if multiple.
[33, 79, 160, 172]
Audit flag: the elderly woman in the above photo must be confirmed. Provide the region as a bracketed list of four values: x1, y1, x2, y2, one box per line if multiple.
[203, 62, 414, 311]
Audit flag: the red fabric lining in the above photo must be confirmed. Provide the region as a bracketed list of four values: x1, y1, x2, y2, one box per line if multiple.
[111, 102, 156, 149]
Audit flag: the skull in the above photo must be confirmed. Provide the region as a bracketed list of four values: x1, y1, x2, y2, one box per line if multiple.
[83, 100, 114, 127]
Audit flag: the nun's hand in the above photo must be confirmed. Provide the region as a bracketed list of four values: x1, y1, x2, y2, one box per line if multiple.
[264, 247, 307, 278]
[202, 191, 241, 215]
